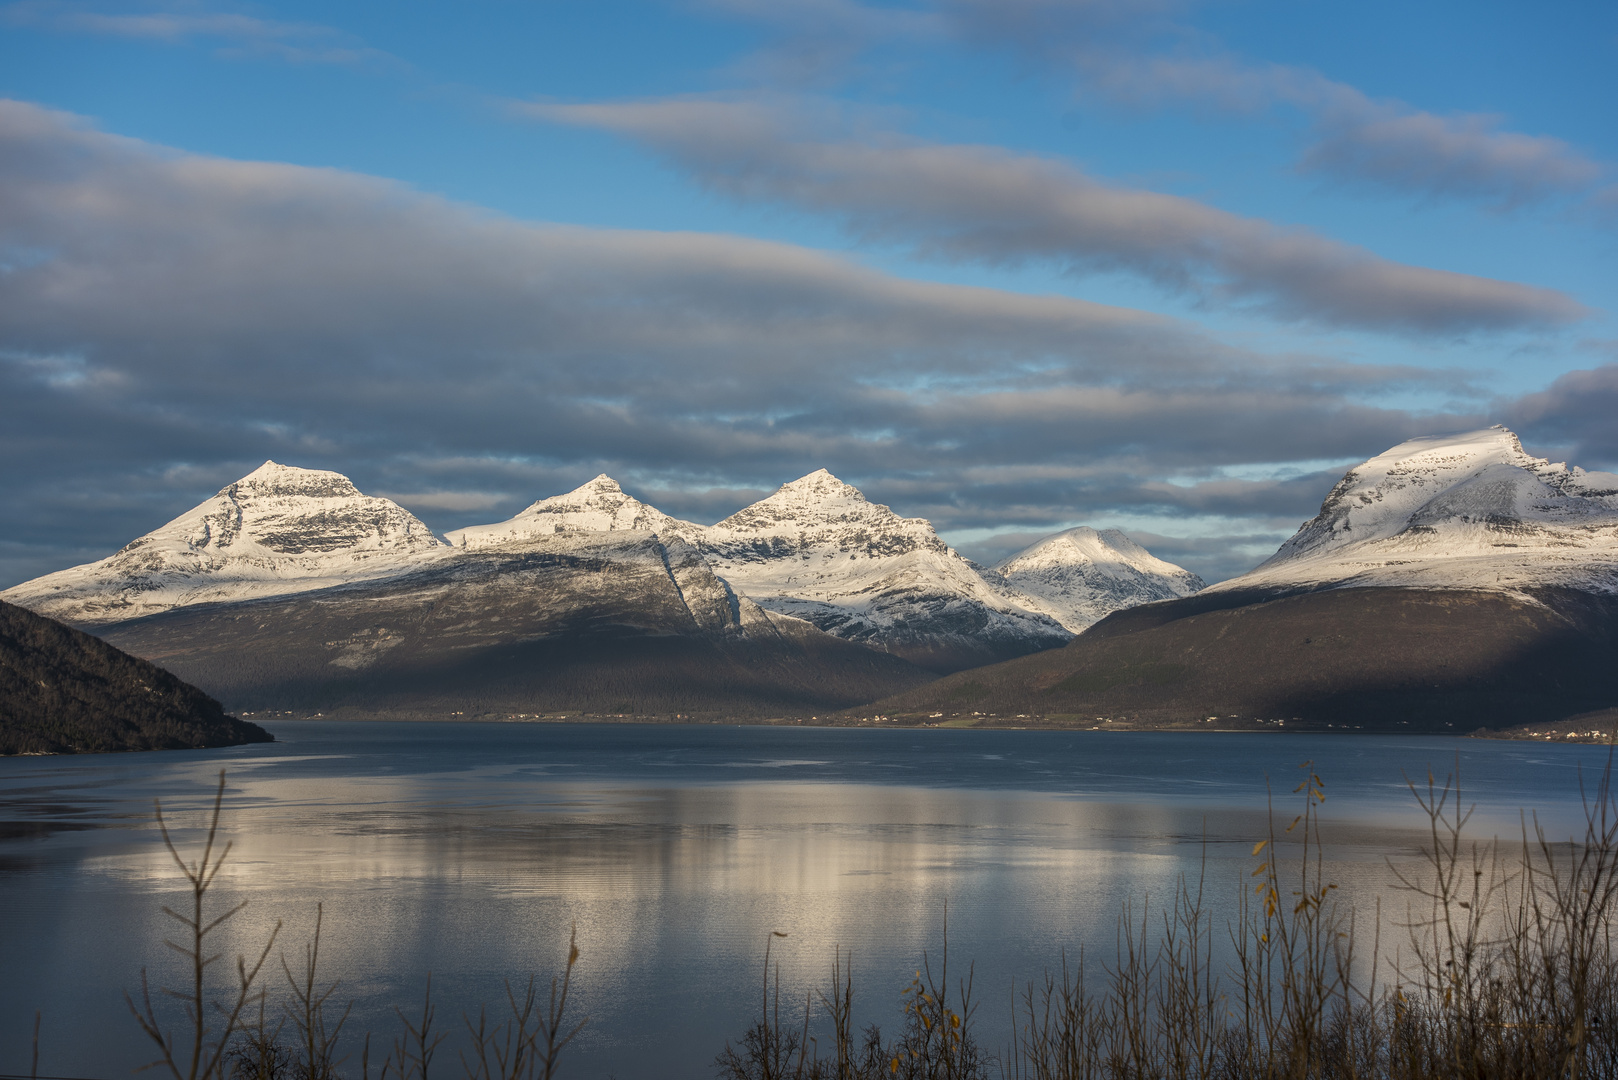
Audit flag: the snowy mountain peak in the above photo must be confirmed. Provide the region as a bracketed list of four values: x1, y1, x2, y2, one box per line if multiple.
[713, 470, 927, 538]
[446, 475, 701, 549]
[697, 471, 1069, 666]
[172, 462, 442, 558]
[997, 527, 1149, 571]
[1213, 425, 1618, 595]
[740, 468, 863, 508]
[1, 462, 448, 624]
[230, 460, 363, 500]
[993, 526, 1204, 632]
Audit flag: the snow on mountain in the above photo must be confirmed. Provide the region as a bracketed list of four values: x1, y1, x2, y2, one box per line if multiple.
[696, 469, 1069, 668]
[1210, 426, 1618, 595]
[2, 462, 449, 624]
[991, 527, 1205, 631]
[445, 475, 702, 549]
[5, 465, 1142, 670]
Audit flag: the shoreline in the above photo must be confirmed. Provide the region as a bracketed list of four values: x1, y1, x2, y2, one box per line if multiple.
[239, 708, 1618, 742]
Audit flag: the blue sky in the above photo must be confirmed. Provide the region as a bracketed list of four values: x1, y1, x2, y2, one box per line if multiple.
[1, 0, 1615, 584]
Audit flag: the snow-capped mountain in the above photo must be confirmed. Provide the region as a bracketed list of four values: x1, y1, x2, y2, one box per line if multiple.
[881, 426, 1618, 732]
[446, 474, 703, 549]
[696, 470, 1070, 669]
[2, 462, 449, 624]
[3, 463, 1196, 677]
[1210, 426, 1618, 595]
[94, 527, 935, 717]
[992, 527, 1205, 631]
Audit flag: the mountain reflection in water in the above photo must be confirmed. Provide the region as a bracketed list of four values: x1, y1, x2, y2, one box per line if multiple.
[0, 723, 1608, 1079]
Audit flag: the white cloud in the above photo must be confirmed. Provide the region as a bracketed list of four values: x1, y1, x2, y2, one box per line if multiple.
[2, 1, 395, 66]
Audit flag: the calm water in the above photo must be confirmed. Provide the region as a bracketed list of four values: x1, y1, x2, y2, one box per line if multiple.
[0, 723, 1609, 1078]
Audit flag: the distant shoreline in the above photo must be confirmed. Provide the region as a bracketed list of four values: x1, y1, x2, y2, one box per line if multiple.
[236, 708, 1618, 743]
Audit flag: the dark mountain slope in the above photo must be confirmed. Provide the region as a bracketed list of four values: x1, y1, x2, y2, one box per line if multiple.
[0, 599, 272, 754]
[97, 534, 936, 718]
[866, 587, 1618, 731]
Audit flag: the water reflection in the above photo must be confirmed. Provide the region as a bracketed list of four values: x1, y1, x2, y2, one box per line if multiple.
[0, 724, 1610, 1079]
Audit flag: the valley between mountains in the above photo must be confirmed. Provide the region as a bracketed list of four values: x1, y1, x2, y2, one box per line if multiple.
[4, 425, 1617, 739]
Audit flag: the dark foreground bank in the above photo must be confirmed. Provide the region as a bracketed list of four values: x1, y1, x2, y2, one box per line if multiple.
[0, 599, 271, 754]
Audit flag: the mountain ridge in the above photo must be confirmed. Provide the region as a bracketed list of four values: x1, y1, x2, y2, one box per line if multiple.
[860, 426, 1618, 730]
[1213, 425, 1618, 597]
[6, 461, 449, 624]
[6, 464, 1202, 677]
[695, 469, 1073, 671]
[4, 461, 1206, 712]
[991, 526, 1206, 632]
[93, 530, 937, 717]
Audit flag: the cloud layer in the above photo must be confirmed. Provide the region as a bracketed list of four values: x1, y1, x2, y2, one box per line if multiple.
[529, 99, 1586, 334]
[936, 0, 1615, 213]
[714, 0, 1613, 212]
[2, 0, 392, 65]
[0, 99, 1592, 588]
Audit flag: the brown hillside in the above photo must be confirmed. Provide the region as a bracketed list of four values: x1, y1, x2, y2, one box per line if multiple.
[95, 544, 936, 718]
[864, 587, 1618, 731]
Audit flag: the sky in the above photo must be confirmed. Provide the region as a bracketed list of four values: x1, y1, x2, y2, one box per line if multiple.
[1, 0, 1615, 587]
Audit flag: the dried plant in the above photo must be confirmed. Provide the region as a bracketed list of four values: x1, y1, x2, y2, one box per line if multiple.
[125, 770, 282, 1080]
[283, 903, 352, 1080]
[93, 754, 1618, 1080]
[225, 999, 293, 1080]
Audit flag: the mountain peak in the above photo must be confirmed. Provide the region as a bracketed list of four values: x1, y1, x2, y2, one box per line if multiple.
[447, 475, 699, 549]
[995, 526, 1204, 631]
[1214, 426, 1618, 594]
[700, 473, 1071, 669]
[540, 473, 629, 506]
[788, 467, 838, 483]
[1360, 426, 1535, 476]
[775, 469, 860, 497]
[997, 526, 1154, 569]
[712, 470, 896, 534]
[229, 461, 362, 500]
[1, 463, 446, 624]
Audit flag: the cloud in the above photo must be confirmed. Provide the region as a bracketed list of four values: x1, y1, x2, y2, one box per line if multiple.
[0, 99, 1530, 588]
[373, 490, 512, 513]
[1, 1, 395, 66]
[697, 0, 946, 87]
[527, 98, 1587, 334]
[1299, 105, 1602, 209]
[713, 1, 1611, 212]
[1507, 362, 1618, 468]
[942, 3, 1611, 211]
[1079, 51, 1604, 209]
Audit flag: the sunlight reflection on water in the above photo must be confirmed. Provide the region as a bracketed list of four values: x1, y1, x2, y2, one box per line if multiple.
[0, 723, 1609, 1078]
